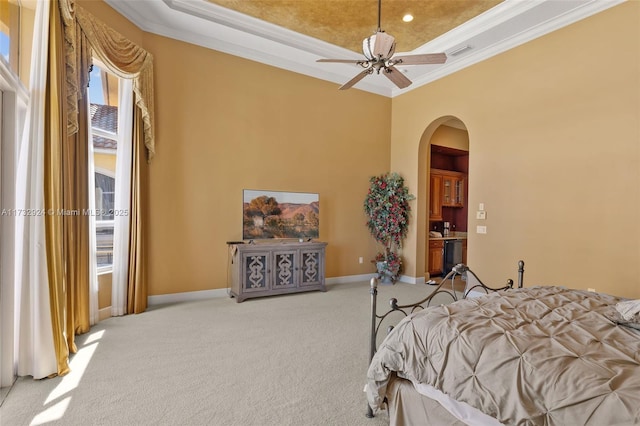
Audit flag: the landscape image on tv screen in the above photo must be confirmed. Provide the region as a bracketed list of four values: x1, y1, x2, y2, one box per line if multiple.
[243, 190, 319, 240]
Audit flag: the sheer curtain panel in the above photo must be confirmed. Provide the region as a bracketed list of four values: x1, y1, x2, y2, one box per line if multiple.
[14, 0, 58, 379]
[111, 78, 133, 316]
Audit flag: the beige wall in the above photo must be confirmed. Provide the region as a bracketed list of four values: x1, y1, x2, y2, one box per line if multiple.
[430, 125, 469, 151]
[78, 0, 144, 46]
[81, 1, 392, 297]
[142, 33, 391, 295]
[98, 273, 111, 309]
[392, 2, 639, 298]
[85, 1, 639, 299]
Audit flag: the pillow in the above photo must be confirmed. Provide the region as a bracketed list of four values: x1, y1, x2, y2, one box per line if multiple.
[604, 304, 640, 331]
[615, 299, 640, 321]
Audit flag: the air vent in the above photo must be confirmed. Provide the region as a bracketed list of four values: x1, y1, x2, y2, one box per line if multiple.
[449, 45, 472, 56]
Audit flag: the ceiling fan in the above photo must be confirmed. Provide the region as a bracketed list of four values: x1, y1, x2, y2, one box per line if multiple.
[317, 0, 447, 90]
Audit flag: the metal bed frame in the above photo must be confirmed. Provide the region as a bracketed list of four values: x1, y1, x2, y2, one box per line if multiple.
[365, 260, 525, 418]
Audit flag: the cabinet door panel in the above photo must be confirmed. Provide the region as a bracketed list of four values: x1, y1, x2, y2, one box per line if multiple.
[428, 241, 444, 276]
[300, 250, 323, 286]
[442, 177, 453, 206]
[273, 251, 297, 289]
[454, 178, 465, 207]
[429, 174, 443, 220]
[243, 253, 269, 292]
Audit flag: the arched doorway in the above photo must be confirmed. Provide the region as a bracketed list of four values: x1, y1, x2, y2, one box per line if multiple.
[417, 116, 469, 280]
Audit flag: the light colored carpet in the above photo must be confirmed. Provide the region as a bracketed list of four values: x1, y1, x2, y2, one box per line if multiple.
[0, 281, 440, 426]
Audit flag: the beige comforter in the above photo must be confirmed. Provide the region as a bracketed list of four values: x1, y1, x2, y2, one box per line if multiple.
[367, 286, 640, 425]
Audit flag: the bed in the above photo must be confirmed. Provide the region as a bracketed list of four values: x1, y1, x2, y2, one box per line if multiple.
[365, 261, 640, 425]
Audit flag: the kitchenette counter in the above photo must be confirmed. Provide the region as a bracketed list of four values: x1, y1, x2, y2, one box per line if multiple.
[429, 232, 468, 241]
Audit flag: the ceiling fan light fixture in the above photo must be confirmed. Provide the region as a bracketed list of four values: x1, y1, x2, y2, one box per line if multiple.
[363, 32, 396, 61]
[317, 0, 446, 90]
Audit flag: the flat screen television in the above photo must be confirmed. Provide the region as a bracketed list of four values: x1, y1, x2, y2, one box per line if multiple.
[242, 190, 319, 240]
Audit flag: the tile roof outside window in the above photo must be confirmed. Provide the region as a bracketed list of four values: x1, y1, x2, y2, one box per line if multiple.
[90, 103, 118, 149]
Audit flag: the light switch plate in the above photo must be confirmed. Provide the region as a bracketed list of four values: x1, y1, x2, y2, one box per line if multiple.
[477, 225, 487, 234]
[476, 211, 487, 220]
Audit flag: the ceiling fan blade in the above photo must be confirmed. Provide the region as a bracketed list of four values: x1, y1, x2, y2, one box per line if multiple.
[383, 66, 412, 89]
[393, 53, 447, 65]
[317, 59, 365, 64]
[339, 69, 373, 90]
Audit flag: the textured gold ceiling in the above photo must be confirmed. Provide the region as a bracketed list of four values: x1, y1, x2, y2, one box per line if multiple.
[207, 0, 503, 53]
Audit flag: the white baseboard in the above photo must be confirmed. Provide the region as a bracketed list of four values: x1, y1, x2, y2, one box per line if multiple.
[147, 288, 230, 306]
[146, 275, 425, 306]
[98, 307, 112, 321]
[325, 273, 376, 285]
[398, 274, 424, 285]
[327, 274, 422, 285]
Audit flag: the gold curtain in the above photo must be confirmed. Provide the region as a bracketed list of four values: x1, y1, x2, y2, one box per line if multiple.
[63, 80, 91, 340]
[128, 108, 147, 314]
[43, 0, 155, 375]
[44, 0, 91, 377]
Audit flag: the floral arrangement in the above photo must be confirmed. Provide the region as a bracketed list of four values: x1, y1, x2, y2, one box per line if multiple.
[364, 172, 415, 282]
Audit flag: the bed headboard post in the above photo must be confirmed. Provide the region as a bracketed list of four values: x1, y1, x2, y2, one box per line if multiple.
[367, 277, 378, 418]
[369, 277, 378, 363]
[517, 260, 525, 288]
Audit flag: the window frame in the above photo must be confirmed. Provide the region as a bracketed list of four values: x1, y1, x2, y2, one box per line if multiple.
[89, 64, 120, 275]
[0, 9, 28, 387]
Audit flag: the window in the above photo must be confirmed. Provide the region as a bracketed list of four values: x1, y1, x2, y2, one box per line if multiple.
[88, 64, 119, 272]
[94, 171, 115, 267]
[95, 172, 115, 219]
[0, 0, 20, 75]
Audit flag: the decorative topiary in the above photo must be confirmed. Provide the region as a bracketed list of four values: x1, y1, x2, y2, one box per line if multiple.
[364, 172, 415, 283]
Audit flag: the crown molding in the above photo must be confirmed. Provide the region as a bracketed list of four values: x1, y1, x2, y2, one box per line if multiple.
[390, 0, 625, 96]
[105, 0, 625, 98]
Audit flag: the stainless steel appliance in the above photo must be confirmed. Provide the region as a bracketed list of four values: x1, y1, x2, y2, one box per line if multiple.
[443, 239, 463, 275]
[443, 221, 450, 236]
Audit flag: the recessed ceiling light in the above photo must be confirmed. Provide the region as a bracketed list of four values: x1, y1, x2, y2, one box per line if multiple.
[402, 14, 414, 23]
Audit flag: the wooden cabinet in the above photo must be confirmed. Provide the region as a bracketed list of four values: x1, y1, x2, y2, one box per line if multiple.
[428, 238, 467, 276]
[228, 241, 327, 302]
[454, 177, 465, 207]
[436, 169, 465, 208]
[428, 240, 444, 276]
[429, 173, 443, 220]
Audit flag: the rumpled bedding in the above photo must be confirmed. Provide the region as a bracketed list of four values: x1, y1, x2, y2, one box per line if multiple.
[616, 299, 640, 321]
[367, 286, 640, 425]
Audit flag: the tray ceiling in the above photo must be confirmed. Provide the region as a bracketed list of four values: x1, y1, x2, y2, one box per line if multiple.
[105, 0, 622, 97]
[205, 0, 502, 53]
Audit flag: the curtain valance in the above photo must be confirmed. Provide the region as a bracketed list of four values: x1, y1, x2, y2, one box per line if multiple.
[61, 0, 155, 160]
